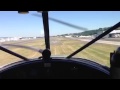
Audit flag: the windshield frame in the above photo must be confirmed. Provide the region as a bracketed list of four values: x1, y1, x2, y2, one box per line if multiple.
[0, 11, 120, 61]
[0, 45, 29, 60]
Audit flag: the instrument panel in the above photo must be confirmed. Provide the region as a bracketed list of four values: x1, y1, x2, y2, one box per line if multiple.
[0, 58, 110, 79]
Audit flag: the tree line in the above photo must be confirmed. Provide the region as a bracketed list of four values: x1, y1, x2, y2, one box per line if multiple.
[59, 26, 120, 36]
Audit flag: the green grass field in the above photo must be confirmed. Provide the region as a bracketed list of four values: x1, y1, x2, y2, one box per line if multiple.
[0, 37, 118, 67]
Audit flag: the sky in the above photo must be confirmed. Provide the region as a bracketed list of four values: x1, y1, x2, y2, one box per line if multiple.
[0, 11, 120, 37]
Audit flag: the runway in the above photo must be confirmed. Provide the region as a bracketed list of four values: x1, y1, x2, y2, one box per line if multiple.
[0, 37, 119, 67]
[1, 37, 120, 49]
[67, 37, 120, 46]
[79, 39, 120, 46]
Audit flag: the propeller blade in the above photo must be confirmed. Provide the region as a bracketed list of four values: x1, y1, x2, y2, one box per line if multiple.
[1, 44, 43, 53]
[32, 14, 88, 31]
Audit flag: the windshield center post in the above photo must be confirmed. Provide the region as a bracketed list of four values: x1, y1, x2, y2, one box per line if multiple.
[42, 11, 50, 50]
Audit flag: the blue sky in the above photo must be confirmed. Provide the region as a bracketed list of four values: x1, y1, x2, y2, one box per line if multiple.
[0, 11, 120, 37]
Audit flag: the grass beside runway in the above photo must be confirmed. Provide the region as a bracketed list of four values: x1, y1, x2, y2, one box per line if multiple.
[0, 37, 118, 67]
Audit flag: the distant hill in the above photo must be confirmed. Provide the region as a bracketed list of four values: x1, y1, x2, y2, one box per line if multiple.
[116, 27, 120, 30]
[59, 26, 120, 36]
[75, 27, 110, 36]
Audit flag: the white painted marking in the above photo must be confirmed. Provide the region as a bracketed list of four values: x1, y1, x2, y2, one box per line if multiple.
[79, 39, 120, 46]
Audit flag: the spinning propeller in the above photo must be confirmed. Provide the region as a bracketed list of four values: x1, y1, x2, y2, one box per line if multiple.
[32, 13, 88, 31]
[1, 44, 43, 53]
[18, 11, 88, 31]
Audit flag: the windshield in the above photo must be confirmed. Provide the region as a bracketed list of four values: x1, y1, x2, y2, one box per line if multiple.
[0, 11, 120, 67]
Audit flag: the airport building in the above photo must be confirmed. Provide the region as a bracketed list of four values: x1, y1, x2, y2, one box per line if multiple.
[94, 30, 120, 38]
[109, 30, 120, 38]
